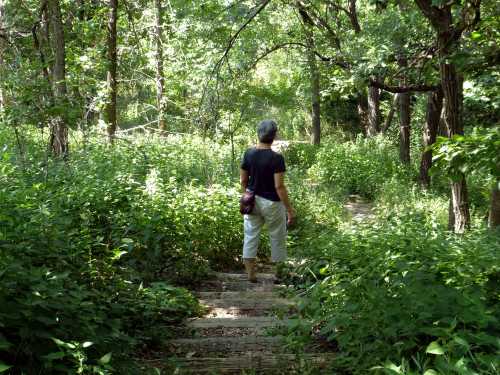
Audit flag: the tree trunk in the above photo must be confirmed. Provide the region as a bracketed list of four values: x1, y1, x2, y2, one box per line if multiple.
[0, 0, 5, 113]
[106, 0, 118, 142]
[398, 55, 411, 164]
[304, 23, 320, 145]
[367, 83, 380, 136]
[414, 0, 472, 233]
[419, 88, 443, 188]
[154, 0, 166, 131]
[489, 179, 500, 229]
[47, 0, 69, 157]
[347, 0, 361, 34]
[399, 91, 411, 163]
[357, 91, 368, 133]
[381, 94, 398, 133]
[439, 42, 470, 233]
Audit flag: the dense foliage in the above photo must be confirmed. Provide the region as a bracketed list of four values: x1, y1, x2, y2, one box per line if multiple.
[1, 0, 498, 373]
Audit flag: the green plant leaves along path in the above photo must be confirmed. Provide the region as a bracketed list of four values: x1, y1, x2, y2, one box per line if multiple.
[1, 0, 499, 373]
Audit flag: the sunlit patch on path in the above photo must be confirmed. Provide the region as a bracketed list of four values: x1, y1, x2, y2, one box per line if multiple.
[344, 194, 374, 223]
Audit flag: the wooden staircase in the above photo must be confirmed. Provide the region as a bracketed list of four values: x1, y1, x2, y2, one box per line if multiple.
[164, 269, 334, 374]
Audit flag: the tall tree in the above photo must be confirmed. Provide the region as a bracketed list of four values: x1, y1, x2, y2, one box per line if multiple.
[367, 82, 380, 136]
[381, 94, 398, 133]
[297, 1, 321, 144]
[419, 88, 443, 187]
[0, 0, 5, 114]
[106, 0, 118, 142]
[305, 27, 321, 145]
[489, 180, 500, 229]
[154, 0, 166, 131]
[398, 56, 411, 164]
[47, 0, 69, 157]
[414, 0, 479, 233]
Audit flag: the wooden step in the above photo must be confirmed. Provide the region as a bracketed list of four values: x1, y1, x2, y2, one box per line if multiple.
[168, 336, 284, 354]
[171, 353, 334, 374]
[187, 317, 288, 330]
[198, 280, 287, 292]
[199, 298, 295, 310]
[196, 291, 278, 300]
[215, 272, 276, 281]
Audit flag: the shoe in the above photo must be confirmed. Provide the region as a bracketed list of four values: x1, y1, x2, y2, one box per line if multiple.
[243, 259, 257, 283]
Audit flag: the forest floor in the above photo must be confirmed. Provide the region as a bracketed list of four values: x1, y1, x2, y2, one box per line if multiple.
[148, 197, 373, 374]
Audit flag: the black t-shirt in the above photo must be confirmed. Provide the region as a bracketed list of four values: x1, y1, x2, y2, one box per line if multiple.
[241, 148, 286, 202]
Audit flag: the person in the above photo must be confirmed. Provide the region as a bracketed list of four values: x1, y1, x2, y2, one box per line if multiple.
[240, 119, 295, 283]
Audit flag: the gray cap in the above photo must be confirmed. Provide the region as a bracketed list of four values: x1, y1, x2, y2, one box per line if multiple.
[257, 119, 278, 144]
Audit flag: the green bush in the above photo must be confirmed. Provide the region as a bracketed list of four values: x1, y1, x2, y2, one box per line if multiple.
[308, 136, 414, 199]
[287, 214, 499, 374]
[0, 132, 242, 373]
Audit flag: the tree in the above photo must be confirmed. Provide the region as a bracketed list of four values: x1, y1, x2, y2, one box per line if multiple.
[47, 0, 69, 157]
[414, 0, 481, 233]
[154, 0, 167, 131]
[367, 83, 380, 136]
[419, 88, 443, 187]
[105, 0, 118, 142]
[0, 0, 6, 114]
[299, 4, 321, 145]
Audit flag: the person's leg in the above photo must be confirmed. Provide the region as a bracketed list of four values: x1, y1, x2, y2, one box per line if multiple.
[262, 200, 287, 280]
[243, 203, 264, 282]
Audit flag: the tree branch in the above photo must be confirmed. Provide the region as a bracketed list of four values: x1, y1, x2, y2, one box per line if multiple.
[370, 80, 439, 93]
[247, 42, 348, 70]
[213, 0, 271, 72]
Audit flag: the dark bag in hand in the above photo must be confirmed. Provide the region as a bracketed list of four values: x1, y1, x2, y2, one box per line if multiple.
[240, 191, 255, 215]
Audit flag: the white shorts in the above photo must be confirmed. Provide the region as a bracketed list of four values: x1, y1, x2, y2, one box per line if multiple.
[243, 195, 287, 262]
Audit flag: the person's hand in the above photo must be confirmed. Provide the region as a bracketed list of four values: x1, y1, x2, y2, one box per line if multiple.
[287, 208, 296, 227]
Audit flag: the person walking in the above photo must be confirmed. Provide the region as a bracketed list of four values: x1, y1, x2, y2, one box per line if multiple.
[240, 119, 295, 283]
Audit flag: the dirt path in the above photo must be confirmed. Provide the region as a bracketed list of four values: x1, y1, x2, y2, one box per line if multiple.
[344, 194, 374, 222]
[162, 265, 334, 374]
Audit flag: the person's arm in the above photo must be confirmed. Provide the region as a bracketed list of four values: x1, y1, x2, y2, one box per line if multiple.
[240, 169, 249, 193]
[274, 172, 295, 224]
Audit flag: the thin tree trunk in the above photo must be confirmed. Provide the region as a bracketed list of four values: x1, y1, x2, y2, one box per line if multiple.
[419, 88, 443, 187]
[154, 0, 166, 131]
[489, 179, 500, 229]
[47, 0, 68, 157]
[347, 0, 361, 34]
[357, 91, 368, 134]
[106, 0, 118, 142]
[367, 82, 380, 136]
[399, 91, 411, 163]
[381, 94, 398, 133]
[439, 39, 470, 233]
[304, 27, 320, 145]
[398, 55, 411, 164]
[0, 0, 5, 113]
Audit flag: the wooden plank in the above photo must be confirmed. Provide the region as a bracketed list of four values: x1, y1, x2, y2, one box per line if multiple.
[196, 291, 278, 300]
[199, 298, 295, 310]
[197, 280, 286, 292]
[187, 317, 288, 329]
[173, 353, 334, 373]
[168, 336, 284, 353]
[215, 272, 276, 281]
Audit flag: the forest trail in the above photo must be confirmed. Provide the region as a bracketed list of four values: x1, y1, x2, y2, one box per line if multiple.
[157, 197, 373, 374]
[163, 265, 334, 374]
[344, 194, 374, 222]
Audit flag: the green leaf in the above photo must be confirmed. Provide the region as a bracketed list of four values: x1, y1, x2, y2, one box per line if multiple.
[82, 341, 94, 348]
[426, 341, 445, 355]
[43, 351, 66, 360]
[423, 370, 438, 375]
[0, 362, 12, 373]
[99, 352, 112, 364]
